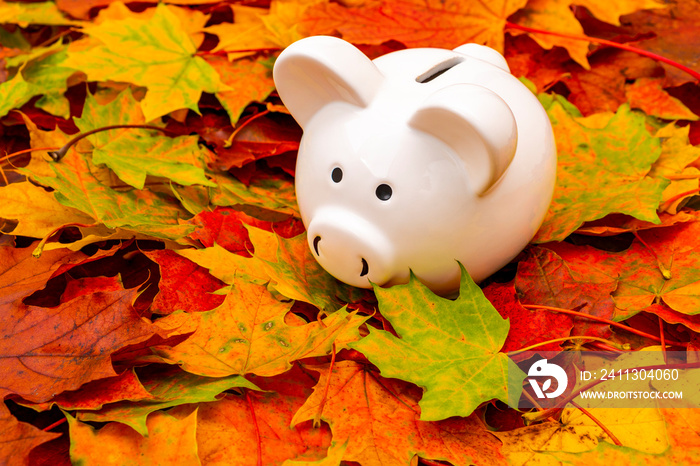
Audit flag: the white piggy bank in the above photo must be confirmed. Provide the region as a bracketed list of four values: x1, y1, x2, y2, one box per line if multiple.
[273, 36, 556, 295]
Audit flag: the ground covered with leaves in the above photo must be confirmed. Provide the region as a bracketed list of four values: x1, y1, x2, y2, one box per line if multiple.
[1, 0, 700, 465]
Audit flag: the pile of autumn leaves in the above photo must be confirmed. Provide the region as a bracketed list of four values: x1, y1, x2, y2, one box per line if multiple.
[2, 0, 700, 465]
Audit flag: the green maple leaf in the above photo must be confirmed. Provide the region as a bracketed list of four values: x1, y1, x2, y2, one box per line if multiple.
[535, 101, 668, 242]
[27, 148, 194, 243]
[350, 265, 518, 421]
[0, 1, 82, 26]
[63, 3, 224, 121]
[0, 43, 76, 119]
[0, 69, 33, 119]
[75, 90, 215, 189]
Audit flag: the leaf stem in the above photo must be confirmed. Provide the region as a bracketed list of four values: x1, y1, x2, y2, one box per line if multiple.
[522, 304, 688, 347]
[0, 147, 59, 164]
[504, 21, 700, 82]
[569, 400, 622, 446]
[513, 336, 630, 353]
[42, 417, 67, 432]
[48, 124, 173, 162]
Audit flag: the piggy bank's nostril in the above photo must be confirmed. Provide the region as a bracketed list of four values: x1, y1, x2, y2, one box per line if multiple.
[313, 235, 321, 255]
[360, 258, 369, 277]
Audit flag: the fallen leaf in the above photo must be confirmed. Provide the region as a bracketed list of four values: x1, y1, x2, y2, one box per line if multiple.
[68, 407, 200, 466]
[74, 89, 216, 190]
[483, 280, 574, 352]
[534, 101, 667, 243]
[63, 3, 224, 120]
[496, 404, 667, 463]
[0, 181, 94, 238]
[196, 367, 332, 465]
[300, 0, 527, 53]
[77, 366, 257, 435]
[350, 265, 516, 420]
[179, 227, 344, 312]
[0, 244, 87, 307]
[21, 369, 154, 412]
[626, 77, 699, 120]
[621, 1, 700, 86]
[515, 247, 617, 337]
[0, 400, 60, 466]
[143, 249, 226, 315]
[291, 361, 507, 466]
[28, 146, 195, 242]
[205, 55, 276, 125]
[0, 276, 157, 403]
[151, 280, 366, 377]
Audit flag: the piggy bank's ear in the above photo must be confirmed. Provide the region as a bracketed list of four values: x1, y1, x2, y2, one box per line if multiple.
[273, 36, 384, 128]
[409, 84, 517, 195]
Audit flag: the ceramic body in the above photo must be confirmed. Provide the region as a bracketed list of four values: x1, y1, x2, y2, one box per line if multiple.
[273, 36, 556, 294]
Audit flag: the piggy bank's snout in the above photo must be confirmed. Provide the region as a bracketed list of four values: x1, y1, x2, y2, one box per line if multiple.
[307, 209, 398, 289]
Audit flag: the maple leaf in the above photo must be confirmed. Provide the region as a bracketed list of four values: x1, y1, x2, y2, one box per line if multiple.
[63, 3, 224, 121]
[195, 369, 332, 465]
[208, 169, 299, 215]
[509, 0, 664, 68]
[21, 369, 155, 412]
[621, 1, 700, 86]
[648, 124, 700, 214]
[0, 244, 87, 308]
[483, 281, 574, 352]
[543, 218, 700, 319]
[350, 265, 517, 420]
[515, 247, 617, 337]
[2, 43, 77, 118]
[143, 249, 226, 315]
[534, 100, 667, 243]
[74, 90, 216, 190]
[77, 366, 256, 435]
[206, 0, 323, 59]
[179, 226, 344, 312]
[626, 77, 699, 121]
[27, 146, 195, 243]
[495, 405, 667, 463]
[0, 68, 33, 119]
[291, 361, 506, 466]
[0, 401, 60, 466]
[0, 275, 158, 403]
[204, 55, 276, 125]
[68, 408, 200, 465]
[0, 0, 82, 26]
[151, 280, 367, 377]
[0, 181, 94, 238]
[300, 0, 527, 53]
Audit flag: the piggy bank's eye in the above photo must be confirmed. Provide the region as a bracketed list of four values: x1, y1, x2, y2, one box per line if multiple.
[376, 184, 392, 201]
[331, 167, 343, 183]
